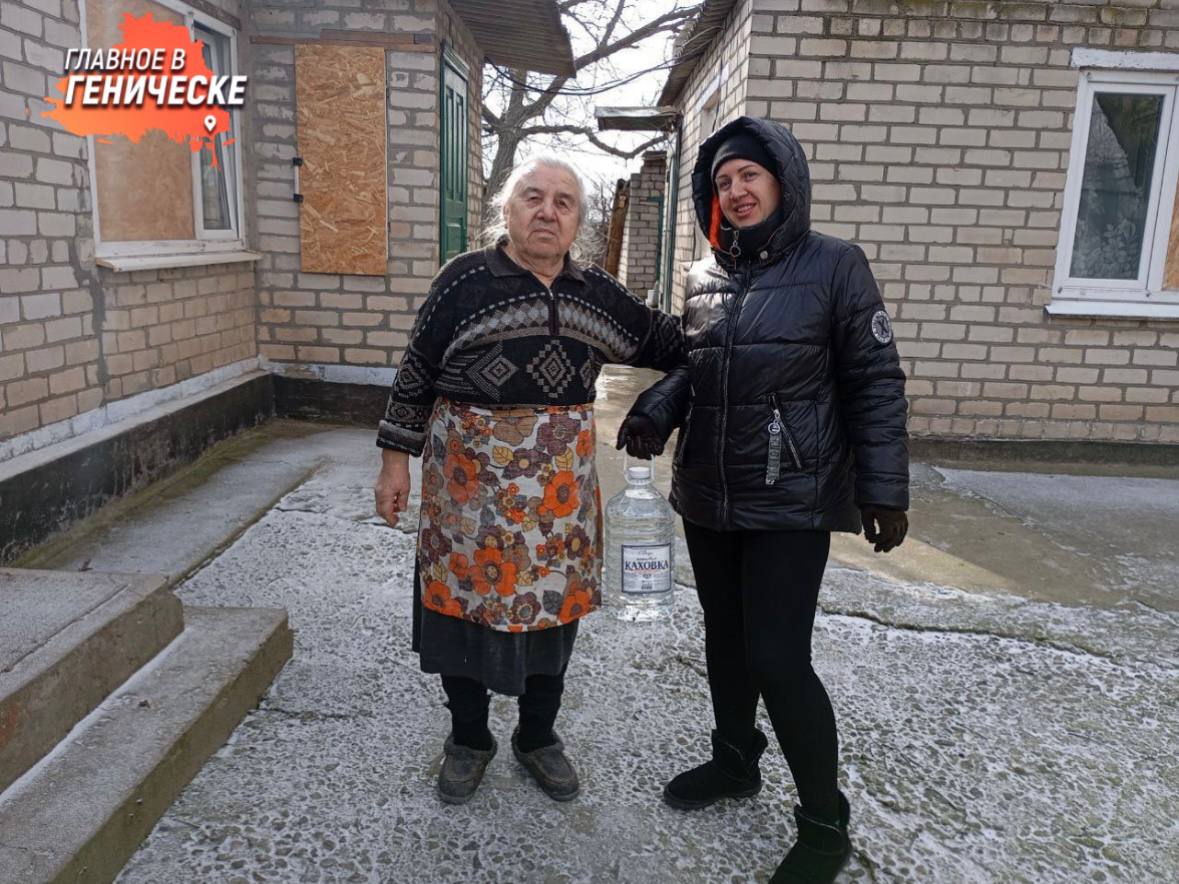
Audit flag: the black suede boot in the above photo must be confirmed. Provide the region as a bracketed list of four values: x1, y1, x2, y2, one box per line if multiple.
[663, 729, 768, 810]
[769, 791, 851, 883]
[437, 733, 497, 805]
[511, 726, 580, 801]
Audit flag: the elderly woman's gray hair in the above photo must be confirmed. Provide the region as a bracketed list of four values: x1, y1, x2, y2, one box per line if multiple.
[483, 156, 597, 260]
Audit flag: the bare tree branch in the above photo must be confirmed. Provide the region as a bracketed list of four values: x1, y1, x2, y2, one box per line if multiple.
[558, 0, 597, 12]
[483, 1, 699, 204]
[586, 131, 668, 158]
[517, 125, 668, 159]
[599, 0, 627, 49]
[571, 5, 699, 72]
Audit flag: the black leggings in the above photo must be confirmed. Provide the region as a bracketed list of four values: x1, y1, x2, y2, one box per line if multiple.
[683, 520, 839, 818]
[442, 670, 566, 753]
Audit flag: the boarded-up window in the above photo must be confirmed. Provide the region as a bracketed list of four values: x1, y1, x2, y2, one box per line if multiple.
[87, 0, 194, 242]
[295, 45, 388, 276]
[85, 0, 243, 251]
[1166, 181, 1179, 291]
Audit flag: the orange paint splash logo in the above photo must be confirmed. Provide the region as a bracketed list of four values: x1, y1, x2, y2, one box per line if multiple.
[42, 13, 245, 168]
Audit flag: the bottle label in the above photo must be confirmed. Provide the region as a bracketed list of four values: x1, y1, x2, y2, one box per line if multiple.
[621, 543, 672, 595]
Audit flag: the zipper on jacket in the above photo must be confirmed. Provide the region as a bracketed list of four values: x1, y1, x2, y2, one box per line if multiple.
[718, 267, 752, 525]
[767, 392, 802, 482]
[675, 396, 694, 465]
[765, 402, 783, 486]
[543, 285, 559, 336]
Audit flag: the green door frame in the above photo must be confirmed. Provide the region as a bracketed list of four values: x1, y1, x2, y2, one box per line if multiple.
[439, 45, 469, 264]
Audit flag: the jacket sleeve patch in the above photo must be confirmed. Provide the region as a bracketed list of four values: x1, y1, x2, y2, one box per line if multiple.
[870, 309, 893, 345]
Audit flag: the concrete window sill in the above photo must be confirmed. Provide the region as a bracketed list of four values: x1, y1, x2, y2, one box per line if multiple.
[95, 250, 264, 273]
[1045, 299, 1179, 321]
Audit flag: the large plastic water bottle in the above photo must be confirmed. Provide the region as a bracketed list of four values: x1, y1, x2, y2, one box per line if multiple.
[604, 464, 675, 621]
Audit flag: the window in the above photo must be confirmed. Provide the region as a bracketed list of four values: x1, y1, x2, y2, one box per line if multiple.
[1051, 61, 1179, 318]
[84, 0, 248, 267]
[195, 23, 238, 239]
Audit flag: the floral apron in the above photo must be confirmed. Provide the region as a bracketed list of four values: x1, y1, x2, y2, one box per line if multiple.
[417, 398, 603, 632]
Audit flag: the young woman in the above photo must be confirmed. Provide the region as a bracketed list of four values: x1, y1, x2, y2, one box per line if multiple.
[618, 117, 910, 883]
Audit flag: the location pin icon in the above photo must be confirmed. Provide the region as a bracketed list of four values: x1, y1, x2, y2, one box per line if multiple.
[204, 114, 217, 133]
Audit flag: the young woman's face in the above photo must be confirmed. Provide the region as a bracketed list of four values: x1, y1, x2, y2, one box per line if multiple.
[714, 158, 781, 228]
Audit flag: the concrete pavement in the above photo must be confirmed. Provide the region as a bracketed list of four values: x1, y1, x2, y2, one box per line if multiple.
[15, 367, 1178, 883]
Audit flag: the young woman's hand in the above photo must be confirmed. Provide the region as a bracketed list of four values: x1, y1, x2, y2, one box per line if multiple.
[860, 506, 908, 553]
[615, 414, 665, 460]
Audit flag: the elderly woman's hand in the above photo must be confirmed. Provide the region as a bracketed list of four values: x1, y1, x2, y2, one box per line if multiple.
[860, 505, 908, 553]
[375, 450, 412, 527]
[616, 414, 664, 460]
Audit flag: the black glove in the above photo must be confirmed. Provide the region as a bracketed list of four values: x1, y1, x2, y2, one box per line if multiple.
[615, 414, 664, 460]
[860, 505, 908, 553]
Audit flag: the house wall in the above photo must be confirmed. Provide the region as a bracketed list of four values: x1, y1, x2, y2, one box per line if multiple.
[617, 179, 632, 282]
[2, 0, 488, 457]
[618, 151, 667, 298]
[0, 0, 255, 448]
[667, 0, 755, 314]
[669, 0, 1179, 444]
[252, 0, 485, 371]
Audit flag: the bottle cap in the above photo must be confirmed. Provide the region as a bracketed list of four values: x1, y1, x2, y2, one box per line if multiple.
[627, 465, 651, 482]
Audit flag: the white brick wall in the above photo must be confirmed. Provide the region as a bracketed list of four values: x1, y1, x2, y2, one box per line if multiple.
[3, 0, 489, 445]
[669, 0, 755, 314]
[618, 152, 667, 298]
[666, 0, 1179, 444]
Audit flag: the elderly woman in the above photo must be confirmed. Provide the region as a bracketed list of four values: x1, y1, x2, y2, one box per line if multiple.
[374, 157, 682, 805]
[618, 117, 909, 883]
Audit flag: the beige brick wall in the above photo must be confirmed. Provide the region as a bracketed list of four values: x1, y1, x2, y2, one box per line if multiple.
[1, 0, 255, 443]
[99, 264, 256, 400]
[619, 152, 667, 297]
[253, 0, 485, 371]
[3, 0, 490, 449]
[668, 0, 1179, 444]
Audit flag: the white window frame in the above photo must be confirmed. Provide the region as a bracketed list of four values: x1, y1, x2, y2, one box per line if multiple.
[81, 0, 249, 265]
[191, 21, 241, 244]
[1049, 60, 1179, 319]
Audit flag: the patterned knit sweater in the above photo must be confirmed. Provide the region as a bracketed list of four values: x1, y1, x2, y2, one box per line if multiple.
[377, 242, 684, 456]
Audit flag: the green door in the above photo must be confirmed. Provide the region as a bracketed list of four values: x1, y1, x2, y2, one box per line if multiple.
[440, 50, 469, 263]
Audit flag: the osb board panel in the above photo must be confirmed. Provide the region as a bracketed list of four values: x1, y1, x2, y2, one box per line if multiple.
[1165, 178, 1179, 291]
[87, 0, 194, 242]
[295, 45, 388, 276]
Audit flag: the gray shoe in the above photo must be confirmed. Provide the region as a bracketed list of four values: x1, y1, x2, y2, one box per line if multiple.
[438, 734, 497, 805]
[511, 728, 580, 801]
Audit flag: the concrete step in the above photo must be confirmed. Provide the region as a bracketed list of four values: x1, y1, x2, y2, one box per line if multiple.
[0, 569, 183, 795]
[0, 605, 292, 884]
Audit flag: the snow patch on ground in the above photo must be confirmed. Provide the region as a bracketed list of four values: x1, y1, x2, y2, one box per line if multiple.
[117, 455, 1179, 883]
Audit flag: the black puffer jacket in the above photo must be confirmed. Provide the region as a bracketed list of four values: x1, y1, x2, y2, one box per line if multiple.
[632, 116, 909, 532]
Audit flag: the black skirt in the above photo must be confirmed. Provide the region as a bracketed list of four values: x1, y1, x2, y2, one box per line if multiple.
[412, 563, 579, 696]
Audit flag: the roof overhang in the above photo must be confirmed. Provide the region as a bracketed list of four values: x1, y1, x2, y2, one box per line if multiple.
[594, 106, 681, 132]
[657, 0, 739, 106]
[450, 0, 575, 76]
